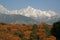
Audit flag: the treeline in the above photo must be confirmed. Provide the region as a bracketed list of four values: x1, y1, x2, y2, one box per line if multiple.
[0, 22, 59, 40]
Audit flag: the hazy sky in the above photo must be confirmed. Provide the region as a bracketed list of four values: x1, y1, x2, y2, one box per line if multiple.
[0, 0, 60, 13]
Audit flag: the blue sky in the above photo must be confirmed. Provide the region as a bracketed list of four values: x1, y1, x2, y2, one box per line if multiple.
[0, 0, 60, 13]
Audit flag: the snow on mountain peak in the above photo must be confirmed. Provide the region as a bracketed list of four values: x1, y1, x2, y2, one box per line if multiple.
[0, 5, 57, 17]
[0, 4, 58, 20]
[0, 4, 60, 24]
[20, 6, 57, 18]
[0, 4, 9, 14]
[0, 4, 3, 8]
[42, 10, 57, 17]
[27, 6, 33, 9]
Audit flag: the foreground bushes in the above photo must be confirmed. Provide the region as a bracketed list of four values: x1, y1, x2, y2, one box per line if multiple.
[0, 23, 56, 40]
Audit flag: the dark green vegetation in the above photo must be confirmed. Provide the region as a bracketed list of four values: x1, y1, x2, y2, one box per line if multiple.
[51, 21, 60, 40]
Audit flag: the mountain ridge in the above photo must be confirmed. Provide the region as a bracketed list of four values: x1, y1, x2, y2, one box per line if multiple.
[0, 4, 57, 17]
[0, 4, 60, 24]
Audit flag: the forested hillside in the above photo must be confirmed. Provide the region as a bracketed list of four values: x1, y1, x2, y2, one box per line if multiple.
[0, 22, 56, 40]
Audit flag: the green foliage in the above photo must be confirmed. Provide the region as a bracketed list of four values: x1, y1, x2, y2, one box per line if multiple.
[7, 27, 11, 32]
[51, 21, 60, 39]
[13, 30, 24, 40]
[32, 24, 38, 33]
[18, 31, 24, 40]
[22, 24, 26, 26]
[30, 33, 40, 40]
[0, 23, 6, 25]
[30, 24, 40, 40]
[0, 30, 5, 32]
[19, 33, 24, 38]
[45, 24, 51, 37]
[13, 31, 18, 36]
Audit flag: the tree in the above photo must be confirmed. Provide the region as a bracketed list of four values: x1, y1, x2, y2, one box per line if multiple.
[45, 24, 51, 37]
[51, 21, 60, 40]
[30, 24, 40, 40]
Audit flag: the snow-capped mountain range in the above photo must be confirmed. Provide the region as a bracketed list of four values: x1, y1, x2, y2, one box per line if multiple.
[0, 4, 60, 24]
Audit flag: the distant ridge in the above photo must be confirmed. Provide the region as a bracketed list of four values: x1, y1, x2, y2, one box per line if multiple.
[0, 4, 60, 24]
